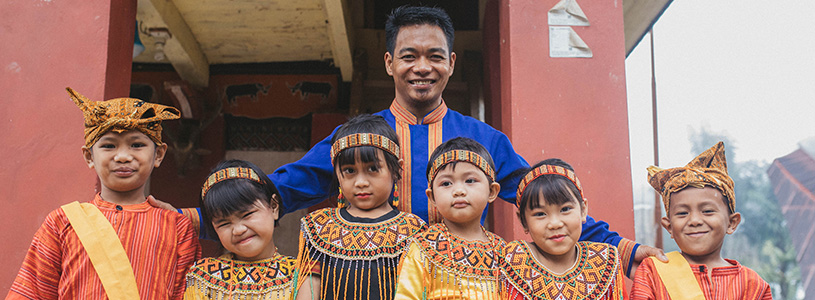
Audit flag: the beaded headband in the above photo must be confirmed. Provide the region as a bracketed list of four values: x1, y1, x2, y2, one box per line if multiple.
[428, 150, 496, 184]
[516, 165, 584, 207]
[330, 133, 400, 164]
[201, 167, 264, 199]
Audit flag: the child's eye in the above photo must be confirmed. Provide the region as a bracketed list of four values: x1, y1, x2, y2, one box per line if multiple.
[214, 222, 230, 228]
[131, 142, 147, 148]
[342, 167, 356, 174]
[242, 211, 255, 218]
[99, 143, 115, 149]
[675, 211, 689, 216]
[439, 181, 452, 187]
[561, 206, 573, 213]
[368, 165, 379, 172]
[702, 209, 716, 214]
[465, 178, 476, 184]
[532, 211, 546, 217]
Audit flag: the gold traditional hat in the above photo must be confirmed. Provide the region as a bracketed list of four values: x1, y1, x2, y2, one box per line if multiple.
[647, 141, 735, 213]
[67, 87, 181, 148]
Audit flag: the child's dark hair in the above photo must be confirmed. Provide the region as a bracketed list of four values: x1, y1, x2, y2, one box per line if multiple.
[516, 158, 584, 228]
[330, 114, 402, 188]
[426, 137, 495, 186]
[200, 159, 281, 237]
[385, 5, 455, 56]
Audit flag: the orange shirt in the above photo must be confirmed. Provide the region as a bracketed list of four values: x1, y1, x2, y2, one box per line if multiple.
[631, 256, 772, 300]
[7, 194, 201, 300]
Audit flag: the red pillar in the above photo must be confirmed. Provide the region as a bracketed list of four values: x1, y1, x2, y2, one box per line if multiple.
[0, 0, 136, 291]
[489, 0, 635, 242]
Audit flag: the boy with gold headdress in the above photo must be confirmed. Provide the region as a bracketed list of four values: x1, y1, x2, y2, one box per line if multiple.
[631, 142, 772, 300]
[7, 88, 201, 300]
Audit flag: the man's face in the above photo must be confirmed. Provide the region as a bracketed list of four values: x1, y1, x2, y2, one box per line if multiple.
[385, 24, 456, 112]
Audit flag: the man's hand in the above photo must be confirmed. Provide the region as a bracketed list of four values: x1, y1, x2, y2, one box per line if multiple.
[628, 244, 668, 279]
[147, 195, 177, 211]
[636, 244, 668, 263]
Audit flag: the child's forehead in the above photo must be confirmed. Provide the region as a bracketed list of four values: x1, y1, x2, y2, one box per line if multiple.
[436, 161, 487, 176]
[670, 186, 728, 208]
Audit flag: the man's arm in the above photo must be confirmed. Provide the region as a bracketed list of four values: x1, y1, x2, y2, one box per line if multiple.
[270, 127, 339, 212]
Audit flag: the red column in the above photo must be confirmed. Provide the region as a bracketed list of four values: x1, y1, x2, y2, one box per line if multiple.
[0, 0, 136, 291]
[489, 0, 635, 242]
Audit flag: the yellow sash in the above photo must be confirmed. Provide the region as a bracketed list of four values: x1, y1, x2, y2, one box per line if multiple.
[652, 251, 705, 300]
[62, 201, 140, 300]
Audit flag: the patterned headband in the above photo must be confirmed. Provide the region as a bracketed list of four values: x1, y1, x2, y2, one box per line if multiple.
[428, 150, 496, 184]
[516, 165, 584, 207]
[330, 133, 400, 164]
[201, 167, 264, 199]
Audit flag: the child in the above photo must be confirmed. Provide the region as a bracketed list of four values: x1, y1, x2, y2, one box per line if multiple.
[7, 88, 201, 299]
[394, 137, 505, 300]
[631, 142, 772, 299]
[499, 159, 624, 300]
[294, 114, 427, 300]
[184, 160, 295, 299]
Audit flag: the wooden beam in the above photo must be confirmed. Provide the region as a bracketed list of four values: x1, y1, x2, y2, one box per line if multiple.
[138, 0, 209, 87]
[623, 0, 673, 56]
[323, 0, 354, 82]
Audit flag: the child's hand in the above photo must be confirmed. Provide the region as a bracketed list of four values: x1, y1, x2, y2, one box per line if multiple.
[147, 195, 177, 211]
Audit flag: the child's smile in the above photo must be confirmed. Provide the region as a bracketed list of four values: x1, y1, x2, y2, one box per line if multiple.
[524, 192, 587, 271]
[213, 200, 279, 261]
[83, 130, 166, 203]
[662, 186, 740, 266]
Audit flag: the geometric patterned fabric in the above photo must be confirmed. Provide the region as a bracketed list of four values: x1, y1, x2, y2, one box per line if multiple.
[184, 253, 296, 300]
[500, 241, 624, 300]
[297, 208, 427, 300]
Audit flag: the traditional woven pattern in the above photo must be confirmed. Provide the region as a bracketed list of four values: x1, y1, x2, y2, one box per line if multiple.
[428, 150, 496, 184]
[184, 253, 295, 299]
[300, 208, 426, 260]
[67, 87, 181, 148]
[415, 223, 505, 279]
[330, 133, 400, 164]
[516, 164, 584, 204]
[500, 241, 621, 300]
[647, 141, 735, 213]
[201, 167, 263, 199]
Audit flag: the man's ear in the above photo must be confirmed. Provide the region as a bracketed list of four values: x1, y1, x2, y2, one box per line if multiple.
[384, 52, 394, 76]
[487, 182, 500, 204]
[448, 52, 456, 77]
[153, 143, 168, 168]
[660, 216, 673, 239]
[726, 212, 742, 234]
[426, 188, 435, 204]
[82, 146, 94, 169]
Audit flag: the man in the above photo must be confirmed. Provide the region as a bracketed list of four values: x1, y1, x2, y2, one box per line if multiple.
[270, 6, 666, 277]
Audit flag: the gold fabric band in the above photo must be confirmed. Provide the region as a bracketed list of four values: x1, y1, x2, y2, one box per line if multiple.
[652, 252, 705, 300]
[201, 167, 263, 199]
[330, 133, 400, 165]
[516, 164, 584, 206]
[61, 202, 140, 300]
[428, 150, 496, 184]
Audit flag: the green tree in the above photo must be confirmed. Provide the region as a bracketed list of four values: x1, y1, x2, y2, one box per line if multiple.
[689, 127, 801, 299]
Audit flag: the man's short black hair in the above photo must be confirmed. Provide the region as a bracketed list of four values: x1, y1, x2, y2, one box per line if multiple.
[426, 137, 495, 186]
[385, 5, 455, 55]
[516, 158, 585, 228]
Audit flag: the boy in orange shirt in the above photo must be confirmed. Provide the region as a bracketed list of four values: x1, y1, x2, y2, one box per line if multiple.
[7, 88, 201, 300]
[631, 142, 772, 299]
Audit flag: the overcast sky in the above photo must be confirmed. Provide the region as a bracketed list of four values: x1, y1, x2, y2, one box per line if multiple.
[625, 0, 815, 189]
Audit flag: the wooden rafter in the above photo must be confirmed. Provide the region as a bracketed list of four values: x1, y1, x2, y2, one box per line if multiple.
[138, 0, 209, 87]
[322, 0, 354, 82]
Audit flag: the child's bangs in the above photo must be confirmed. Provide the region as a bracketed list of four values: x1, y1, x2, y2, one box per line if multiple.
[521, 176, 583, 211]
[334, 146, 382, 167]
[202, 180, 267, 221]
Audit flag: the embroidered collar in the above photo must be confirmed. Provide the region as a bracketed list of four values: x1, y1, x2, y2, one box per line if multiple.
[186, 253, 295, 293]
[416, 223, 505, 279]
[389, 99, 448, 125]
[301, 208, 427, 260]
[91, 193, 151, 212]
[501, 241, 618, 300]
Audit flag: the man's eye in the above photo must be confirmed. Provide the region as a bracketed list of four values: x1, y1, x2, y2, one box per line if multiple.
[431, 55, 445, 61]
[400, 55, 415, 60]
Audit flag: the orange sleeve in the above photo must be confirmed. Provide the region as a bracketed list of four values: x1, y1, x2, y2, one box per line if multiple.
[7, 210, 65, 300]
[630, 257, 663, 300]
[172, 214, 201, 300]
